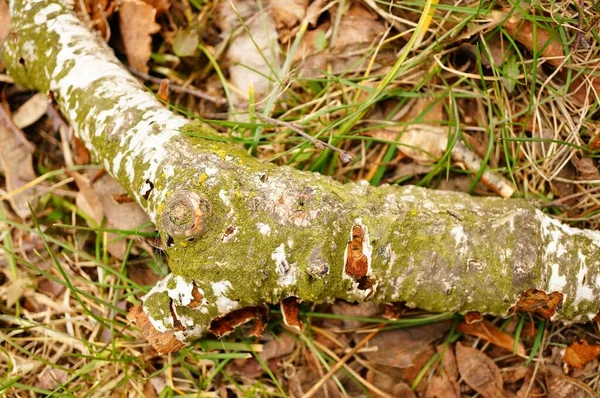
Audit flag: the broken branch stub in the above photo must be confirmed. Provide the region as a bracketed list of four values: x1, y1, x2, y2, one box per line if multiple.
[5, 0, 600, 353]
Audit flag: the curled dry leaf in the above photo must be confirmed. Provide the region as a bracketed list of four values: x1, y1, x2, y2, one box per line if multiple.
[0, 114, 38, 219]
[455, 342, 505, 398]
[510, 288, 563, 319]
[119, 0, 160, 73]
[562, 340, 600, 370]
[457, 319, 526, 356]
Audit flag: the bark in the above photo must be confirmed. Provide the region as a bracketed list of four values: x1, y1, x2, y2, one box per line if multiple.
[4, 0, 600, 353]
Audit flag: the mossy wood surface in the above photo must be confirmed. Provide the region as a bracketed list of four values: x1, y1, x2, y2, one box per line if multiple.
[5, 0, 600, 352]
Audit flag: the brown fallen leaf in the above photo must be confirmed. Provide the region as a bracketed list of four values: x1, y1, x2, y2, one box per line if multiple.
[229, 333, 296, 378]
[425, 344, 460, 398]
[361, 321, 453, 369]
[216, 0, 280, 109]
[294, 3, 389, 77]
[545, 364, 595, 398]
[331, 300, 384, 329]
[35, 368, 69, 391]
[73, 171, 153, 259]
[562, 340, 600, 370]
[502, 14, 564, 69]
[425, 376, 460, 398]
[571, 154, 600, 180]
[143, 0, 169, 16]
[271, 0, 307, 29]
[0, 0, 10, 44]
[0, 109, 38, 219]
[457, 319, 526, 356]
[119, 0, 160, 73]
[510, 288, 563, 319]
[501, 11, 600, 106]
[455, 342, 505, 398]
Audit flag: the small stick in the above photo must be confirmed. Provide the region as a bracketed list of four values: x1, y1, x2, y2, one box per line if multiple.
[256, 114, 353, 164]
[128, 68, 225, 105]
[450, 141, 515, 198]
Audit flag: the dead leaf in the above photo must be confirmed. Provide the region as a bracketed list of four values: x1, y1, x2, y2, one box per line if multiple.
[562, 340, 600, 370]
[76, 0, 116, 38]
[35, 368, 68, 391]
[271, 0, 307, 29]
[425, 375, 460, 398]
[333, 3, 384, 50]
[501, 11, 600, 105]
[501, 365, 528, 384]
[331, 301, 383, 329]
[455, 342, 505, 398]
[143, 0, 169, 16]
[0, 113, 38, 219]
[11, 93, 48, 129]
[370, 97, 447, 164]
[2, 276, 31, 308]
[119, 0, 160, 73]
[457, 319, 526, 356]
[172, 27, 199, 57]
[571, 155, 600, 180]
[294, 3, 389, 77]
[545, 364, 595, 398]
[361, 321, 453, 369]
[0, 0, 10, 45]
[502, 14, 564, 69]
[550, 162, 577, 205]
[217, 0, 280, 108]
[73, 171, 153, 260]
[72, 135, 91, 165]
[510, 288, 563, 319]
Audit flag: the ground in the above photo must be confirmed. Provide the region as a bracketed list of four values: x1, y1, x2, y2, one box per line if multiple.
[1, 0, 600, 396]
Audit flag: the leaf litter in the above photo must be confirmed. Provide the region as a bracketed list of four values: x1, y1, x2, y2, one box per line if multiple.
[4, 0, 600, 396]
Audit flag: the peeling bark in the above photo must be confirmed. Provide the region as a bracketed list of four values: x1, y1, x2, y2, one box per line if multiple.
[4, 0, 600, 353]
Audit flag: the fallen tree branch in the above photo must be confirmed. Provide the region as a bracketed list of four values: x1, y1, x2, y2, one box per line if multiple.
[4, 0, 600, 353]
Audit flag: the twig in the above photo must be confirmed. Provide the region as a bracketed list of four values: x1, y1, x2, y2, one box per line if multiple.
[128, 67, 225, 105]
[451, 141, 515, 198]
[256, 114, 353, 164]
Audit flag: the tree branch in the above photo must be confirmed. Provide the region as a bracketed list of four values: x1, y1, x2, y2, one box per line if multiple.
[4, 0, 600, 353]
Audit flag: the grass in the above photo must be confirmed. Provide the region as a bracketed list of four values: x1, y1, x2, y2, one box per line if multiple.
[2, 0, 600, 395]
